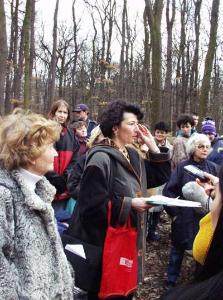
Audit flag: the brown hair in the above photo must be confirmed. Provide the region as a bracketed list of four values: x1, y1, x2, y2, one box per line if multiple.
[0, 109, 61, 170]
[72, 121, 87, 131]
[48, 99, 71, 125]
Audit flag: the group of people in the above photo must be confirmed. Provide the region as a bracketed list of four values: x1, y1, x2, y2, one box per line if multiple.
[0, 99, 223, 300]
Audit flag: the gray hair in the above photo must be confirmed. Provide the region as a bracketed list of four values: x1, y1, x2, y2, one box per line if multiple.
[186, 133, 211, 156]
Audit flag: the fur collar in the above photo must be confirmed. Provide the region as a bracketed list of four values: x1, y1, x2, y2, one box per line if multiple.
[11, 170, 58, 238]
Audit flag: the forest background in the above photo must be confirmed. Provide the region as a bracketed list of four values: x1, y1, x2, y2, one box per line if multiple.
[0, 0, 222, 132]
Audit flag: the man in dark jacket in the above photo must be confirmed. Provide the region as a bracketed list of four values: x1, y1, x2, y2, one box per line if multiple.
[72, 103, 97, 138]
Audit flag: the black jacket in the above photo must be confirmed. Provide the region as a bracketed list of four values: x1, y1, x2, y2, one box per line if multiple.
[46, 126, 79, 200]
[67, 155, 86, 199]
[66, 145, 171, 246]
[163, 158, 218, 249]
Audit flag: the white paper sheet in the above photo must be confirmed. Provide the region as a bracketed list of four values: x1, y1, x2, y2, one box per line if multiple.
[65, 244, 86, 259]
[143, 195, 201, 207]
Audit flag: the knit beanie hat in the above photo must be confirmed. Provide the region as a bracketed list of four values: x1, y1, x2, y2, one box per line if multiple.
[201, 118, 216, 135]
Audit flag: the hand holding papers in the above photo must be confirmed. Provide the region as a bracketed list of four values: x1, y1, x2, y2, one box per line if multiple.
[143, 195, 201, 207]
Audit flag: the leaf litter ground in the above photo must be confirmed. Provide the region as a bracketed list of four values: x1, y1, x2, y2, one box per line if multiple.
[135, 212, 195, 300]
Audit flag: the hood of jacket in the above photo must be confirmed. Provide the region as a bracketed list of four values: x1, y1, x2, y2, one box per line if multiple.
[86, 144, 141, 184]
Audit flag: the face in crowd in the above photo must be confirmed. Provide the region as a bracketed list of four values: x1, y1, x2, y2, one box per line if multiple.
[180, 122, 192, 137]
[73, 110, 88, 122]
[205, 132, 216, 143]
[75, 125, 87, 138]
[54, 104, 69, 125]
[154, 129, 168, 144]
[28, 143, 58, 176]
[193, 142, 210, 162]
[113, 112, 139, 147]
[192, 115, 199, 127]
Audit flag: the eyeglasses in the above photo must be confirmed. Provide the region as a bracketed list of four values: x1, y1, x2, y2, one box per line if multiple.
[196, 144, 210, 150]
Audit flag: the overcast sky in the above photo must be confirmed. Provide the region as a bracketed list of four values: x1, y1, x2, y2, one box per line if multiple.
[35, 0, 145, 34]
[34, 0, 145, 61]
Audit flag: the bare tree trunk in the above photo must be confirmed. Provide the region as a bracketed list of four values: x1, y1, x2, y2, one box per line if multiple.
[23, 0, 33, 108]
[199, 0, 220, 119]
[48, 0, 59, 108]
[144, 0, 164, 125]
[0, 0, 8, 115]
[143, 8, 152, 123]
[189, 0, 202, 113]
[71, 0, 79, 106]
[162, 0, 175, 124]
[14, 7, 25, 103]
[106, 0, 116, 66]
[119, 0, 127, 98]
[29, 0, 35, 106]
[5, 0, 19, 113]
[175, 0, 189, 116]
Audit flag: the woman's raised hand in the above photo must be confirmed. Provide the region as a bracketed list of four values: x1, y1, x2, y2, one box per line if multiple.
[137, 124, 160, 153]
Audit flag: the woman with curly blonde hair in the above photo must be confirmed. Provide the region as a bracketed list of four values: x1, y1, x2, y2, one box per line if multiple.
[0, 109, 74, 299]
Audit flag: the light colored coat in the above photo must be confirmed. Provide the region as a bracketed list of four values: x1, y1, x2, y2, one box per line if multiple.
[0, 168, 74, 300]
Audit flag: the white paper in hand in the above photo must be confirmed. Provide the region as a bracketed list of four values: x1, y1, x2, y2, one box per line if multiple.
[65, 244, 86, 259]
[144, 195, 201, 207]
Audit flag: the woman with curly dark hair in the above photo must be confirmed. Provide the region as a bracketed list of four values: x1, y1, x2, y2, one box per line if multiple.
[66, 100, 171, 300]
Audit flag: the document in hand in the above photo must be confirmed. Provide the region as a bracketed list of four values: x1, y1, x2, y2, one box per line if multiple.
[65, 244, 86, 259]
[144, 195, 201, 207]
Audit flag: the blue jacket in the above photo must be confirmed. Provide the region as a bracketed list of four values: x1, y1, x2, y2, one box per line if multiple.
[163, 158, 218, 249]
[208, 137, 223, 165]
[86, 119, 97, 138]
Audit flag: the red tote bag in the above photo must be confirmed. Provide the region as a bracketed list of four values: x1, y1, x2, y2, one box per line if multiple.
[99, 201, 137, 299]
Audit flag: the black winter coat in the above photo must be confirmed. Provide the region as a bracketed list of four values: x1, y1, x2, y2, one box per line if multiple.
[66, 145, 170, 245]
[46, 126, 79, 200]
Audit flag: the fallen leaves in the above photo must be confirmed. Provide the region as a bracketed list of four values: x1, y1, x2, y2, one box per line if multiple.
[136, 212, 195, 300]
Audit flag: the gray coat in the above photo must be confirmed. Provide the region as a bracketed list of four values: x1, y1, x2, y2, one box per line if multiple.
[0, 168, 74, 300]
[67, 145, 171, 286]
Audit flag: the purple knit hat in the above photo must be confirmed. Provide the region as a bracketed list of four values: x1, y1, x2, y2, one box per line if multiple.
[201, 119, 216, 135]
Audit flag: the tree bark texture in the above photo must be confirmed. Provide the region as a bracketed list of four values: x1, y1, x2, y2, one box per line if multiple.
[0, 0, 8, 115]
[144, 0, 164, 125]
[48, 0, 59, 108]
[199, 0, 220, 119]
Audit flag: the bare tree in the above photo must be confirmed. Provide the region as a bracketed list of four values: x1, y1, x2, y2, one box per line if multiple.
[29, 0, 35, 105]
[71, 0, 84, 106]
[174, 0, 193, 115]
[119, 0, 127, 98]
[143, 8, 151, 122]
[48, 0, 59, 108]
[162, 0, 176, 125]
[144, 0, 164, 124]
[13, 0, 23, 104]
[57, 25, 73, 97]
[189, 0, 202, 112]
[199, 0, 220, 118]
[0, 0, 8, 115]
[23, 0, 34, 108]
